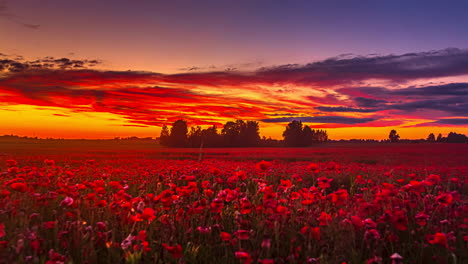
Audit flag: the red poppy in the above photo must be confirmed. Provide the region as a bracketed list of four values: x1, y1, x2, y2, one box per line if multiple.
[318, 212, 332, 226]
[427, 232, 448, 248]
[0, 223, 4, 238]
[6, 160, 17, 167]
[162, 243, 183, 258]
[220, 232, 232, 241]
[234, 230, 250, 240]
[256, 160, 271, 171]
[235, 251, 252, 264]
[138, 208, 156, 221]
[10, 182, 27, 192]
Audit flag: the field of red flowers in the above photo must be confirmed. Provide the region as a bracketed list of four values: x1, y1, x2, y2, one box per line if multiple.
[0, 143, 467, 263]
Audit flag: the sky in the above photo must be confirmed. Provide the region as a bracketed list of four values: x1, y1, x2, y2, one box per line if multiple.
[1, 0, 468, 140]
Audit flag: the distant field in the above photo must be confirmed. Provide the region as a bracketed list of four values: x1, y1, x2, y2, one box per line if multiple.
[1, 139, 467, 167]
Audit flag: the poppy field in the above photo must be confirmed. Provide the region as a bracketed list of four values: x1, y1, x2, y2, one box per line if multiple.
[0, 143, 467, 263]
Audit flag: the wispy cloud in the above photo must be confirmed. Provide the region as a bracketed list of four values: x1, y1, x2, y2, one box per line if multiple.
[0, 1, 40, 29]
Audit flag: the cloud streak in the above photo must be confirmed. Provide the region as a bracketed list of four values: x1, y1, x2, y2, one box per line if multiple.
[0, 2, 40, 29]
[1, 48, 467, 131]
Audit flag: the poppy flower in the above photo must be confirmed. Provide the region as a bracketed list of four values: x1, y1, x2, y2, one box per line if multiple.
[162, 243, 183, 258]
[6, 160, 17, 167]
[256, 160, 271, 171]
[235, 251, 252, 264]
[318, 212, 332, 226]
[427, 232, 448, 248]
[10, 182, 27, 192]
[138, 208, 156, 221]
[220, 232, 232, 241]
[234, 230, 250, 240]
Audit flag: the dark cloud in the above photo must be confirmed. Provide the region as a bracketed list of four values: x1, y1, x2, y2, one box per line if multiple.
[334, 83, 468, 117]
[434, 118, 468, 125]
[257, 48, 468, 85]
[389, 97, 468, 116]
[315, 106, 378, 113]
[409, 118, 468, 127]
[0, 56, 101, 72]
[393, 82, 468, 96]
[261, 116, 375, 124]
[354, 97, 387, 108]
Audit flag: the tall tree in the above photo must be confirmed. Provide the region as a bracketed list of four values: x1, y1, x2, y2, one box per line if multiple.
[302, 125, 313, 146]
[389, 129, 400, 143]
[202, 125, 221, 147]
[187, 126, 203, 147]
[159, 125, 170, 146]
[243, 121, 261, 147]
[436, 133, 443, 142]
[427, 133, 436, 142]
[169, 120, 188, 147]
[283, 120, 304, 147]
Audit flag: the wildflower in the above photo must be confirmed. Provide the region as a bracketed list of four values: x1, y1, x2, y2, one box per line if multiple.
[60, 196, 74, 207]
[317, 177, 333, 189]
[307, 163, 319, 173]
[220, 232, 232, 241]
[427, 232, 448, 248]
[121, 235, 134, 250]
[261, 238, 272, 249]
[436, 193, 453, 206]
[234, 230, 250, 240]
[162, 243, 182, 258]
[318, 212, 332, 226]
[95, 200, 108, 208]
[0, 223, 4, 238]
[6, 160, 17, 167]
[390, 253, 403, 264]
[364, 229, 381, 240]
[44, 159, 55, 166]
[138, 208, 156, 221]
[256, 160, 271, 171]
[235, 251, 252, 264]
[43, 221, 56, 229]
[10, 182, 27, 192]
[415, 212, 430, 226]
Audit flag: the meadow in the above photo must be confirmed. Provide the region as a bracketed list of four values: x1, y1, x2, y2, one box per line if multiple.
[0, 141, 467, 263]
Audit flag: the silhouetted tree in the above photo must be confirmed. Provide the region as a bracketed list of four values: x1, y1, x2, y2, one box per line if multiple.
[222, 121, 241, 147]
[427, 133, 436, 142]
[283, 121, 328, 147]
[187, 126, 203, 147]
[313, 129, 328, 142]
[243, 121, 261, 147]
[446, 132, 468, 143]
[437, 133, 443, 142]
[302, 125, 313, 146]
[169, 120, 188, 147]
[202, 125, 222, 147]
[283, 120, 304, 147]
[389, 129, 400, 142]
[159, 125, 170, 146]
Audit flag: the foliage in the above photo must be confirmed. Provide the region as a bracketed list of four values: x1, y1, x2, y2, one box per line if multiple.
[283, 120, 328, 147]
[389, 130, 400, 143]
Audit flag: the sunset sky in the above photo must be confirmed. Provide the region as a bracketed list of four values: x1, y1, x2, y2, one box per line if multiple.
[1, 0, 468, 140]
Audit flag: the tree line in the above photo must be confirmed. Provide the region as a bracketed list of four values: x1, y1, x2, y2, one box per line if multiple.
[389, 130, 468, 143]
[159, 119, 328, 148]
